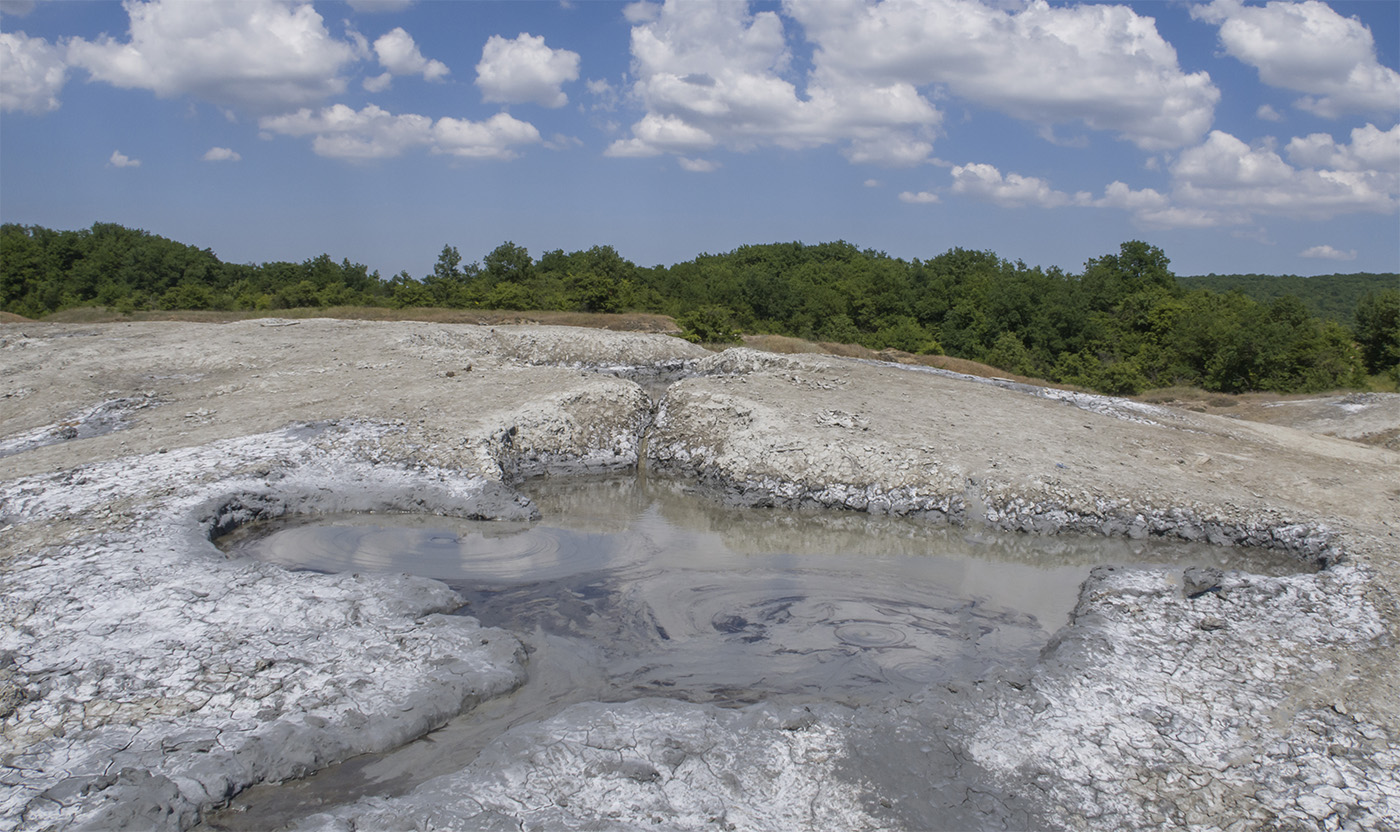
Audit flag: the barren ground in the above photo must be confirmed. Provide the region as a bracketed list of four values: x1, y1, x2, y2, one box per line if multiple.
[2, 319, 1397, 831]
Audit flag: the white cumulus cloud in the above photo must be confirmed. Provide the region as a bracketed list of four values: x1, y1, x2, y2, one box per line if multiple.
[372, 27, 448, 85]
[898, 190, 940, 204]
[677, 157, 720, 172]
[202, 146, 241, 161]
[623, 2, 661, 24]
[924, 121, 1395, 229]
[844, 134, 935, 167]
[949, 163, 1091, 209]
[65, 0, 358, 115]
[1300, 244, 1357, 261]
[1285, 122, 1400, 172]
[363, 71, 392, 93]
[1192, 0, 1400, 118]
[608, 0, 1220, 168]
[584, 77, 619, 111]
[1087, 126, 1397, 230]
[432, 112, 542, 158]
[261, 103, 432, 160]
[1095, 181, 1170, 212]
[0, 30, 66, 113]
[605, 113, 715, 157]
[259, 103, 540, 161]
[109, 150, 140, 167]
[475, 33, 579, 108]
[607, 0, 941, 166]
[789, 0, 1219, 152]
[1169, 129, 1397, 222]
[1041, 124, 1398, 231]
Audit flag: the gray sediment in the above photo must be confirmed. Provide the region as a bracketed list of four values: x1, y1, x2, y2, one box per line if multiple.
[2, 321, 1397, 832]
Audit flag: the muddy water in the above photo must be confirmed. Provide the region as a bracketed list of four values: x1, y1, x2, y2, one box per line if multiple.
[207, 475, 1305, 830]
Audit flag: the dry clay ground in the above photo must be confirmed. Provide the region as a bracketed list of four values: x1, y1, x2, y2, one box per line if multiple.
[1, 318, 1398, 831]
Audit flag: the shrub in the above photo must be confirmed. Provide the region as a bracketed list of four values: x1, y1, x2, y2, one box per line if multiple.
[679, 305, 741, 344]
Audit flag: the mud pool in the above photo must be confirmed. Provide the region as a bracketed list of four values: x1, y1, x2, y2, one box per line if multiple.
[202, 475, 1309, 830]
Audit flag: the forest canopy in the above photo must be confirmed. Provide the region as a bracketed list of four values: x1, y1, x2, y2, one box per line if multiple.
[3, 222, 1396, 396]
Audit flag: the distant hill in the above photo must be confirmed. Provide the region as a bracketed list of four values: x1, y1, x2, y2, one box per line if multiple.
[1178, 273, 1398, 324]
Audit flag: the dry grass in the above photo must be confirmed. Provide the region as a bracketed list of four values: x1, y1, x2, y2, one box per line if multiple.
[0, 311, 34, 323]
[36, 306, 682, 333]
[741, 333, 1073, 389]
[1138, 385, 1386, 424]
[1137, 386, 1202, 404]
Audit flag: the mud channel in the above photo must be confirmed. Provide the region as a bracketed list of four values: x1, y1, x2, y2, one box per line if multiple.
[204, 474, 1308, 830]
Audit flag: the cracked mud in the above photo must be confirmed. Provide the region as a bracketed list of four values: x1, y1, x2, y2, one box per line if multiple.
[2, 319, 1398, 831]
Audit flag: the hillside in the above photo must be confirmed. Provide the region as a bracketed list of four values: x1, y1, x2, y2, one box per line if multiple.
[1178, 272, 1397, 323]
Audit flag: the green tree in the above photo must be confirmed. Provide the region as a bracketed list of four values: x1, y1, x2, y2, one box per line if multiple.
[1354, 289, 1400, 376]
[432, 245, 462, 283]
[388, 271, 432, 308]
[485, 281, 534, 310]
[874, 315, 933, 353]
[985, 332, 1038, 377]
[571, 272, 632, 313]
[1080, 240, 1176, 310]
[483, 241, 533, 285]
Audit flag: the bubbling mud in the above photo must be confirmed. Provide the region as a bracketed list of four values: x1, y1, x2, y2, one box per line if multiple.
[207, 474, 1309, 830]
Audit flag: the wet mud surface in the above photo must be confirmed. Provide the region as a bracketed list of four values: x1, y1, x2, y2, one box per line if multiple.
[207, 475, 1310, 830]
[0, 396, 156, 459]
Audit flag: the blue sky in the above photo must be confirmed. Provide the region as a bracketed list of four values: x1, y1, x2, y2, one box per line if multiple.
[2, 0, 1397, 280]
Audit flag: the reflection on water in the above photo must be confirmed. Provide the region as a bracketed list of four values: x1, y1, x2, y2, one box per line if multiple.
[208, 474, 1305, 830]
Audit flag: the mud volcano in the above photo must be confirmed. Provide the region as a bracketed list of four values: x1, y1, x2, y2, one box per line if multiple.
[203, 473, 1320, 830]
[2, 320, 1397, 832]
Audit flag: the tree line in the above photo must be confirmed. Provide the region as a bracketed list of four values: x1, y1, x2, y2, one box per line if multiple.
[1177, 271, 1397, 324]
[3, 222, 1396, 395]
[0, 223, 382, 315]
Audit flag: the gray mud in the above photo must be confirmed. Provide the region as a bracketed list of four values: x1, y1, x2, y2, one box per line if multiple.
[3, 321, 1398, 832]
[206, 474, 1311, 830]
[0, 395, 157, 459]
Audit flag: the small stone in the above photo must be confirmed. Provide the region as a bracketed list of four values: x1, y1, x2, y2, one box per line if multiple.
[1183, 566, 1224, 599]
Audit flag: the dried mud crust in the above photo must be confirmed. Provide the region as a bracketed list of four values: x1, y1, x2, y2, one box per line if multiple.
[0, 320, 676, 831]
[646, 349, 1400, 829]
[0, 425, 533, 832]
[2, 322, 1398, 831]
